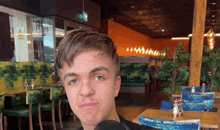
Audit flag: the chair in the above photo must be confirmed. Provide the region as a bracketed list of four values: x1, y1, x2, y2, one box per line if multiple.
[182, 102, 205, 112]
[139, 116, 201, 130]
[195, 87, 210, 92]
[41, 86, 63, 130]
[3, 88, 43, 130]
[61, 98, 77, 122]
[160, 101, 173, 110]
[182, 86, 210, 92]
[0, 93, 5, 130]
[202, 92, 217, 112]
[181, 92, 204, 103]
[182, 92, 205, 112]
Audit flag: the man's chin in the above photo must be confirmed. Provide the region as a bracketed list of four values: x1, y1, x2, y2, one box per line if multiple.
[81, 119, 101, 127]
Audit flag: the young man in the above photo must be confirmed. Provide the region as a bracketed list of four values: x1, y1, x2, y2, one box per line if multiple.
[55, 29, 159, 130]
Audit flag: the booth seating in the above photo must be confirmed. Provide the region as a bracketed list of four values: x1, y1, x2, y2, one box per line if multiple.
[0, 61, 54, 95]
[120, 63, 149, 94]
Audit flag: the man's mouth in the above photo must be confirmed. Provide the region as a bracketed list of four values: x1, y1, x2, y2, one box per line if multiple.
[81, 103, 98, 109]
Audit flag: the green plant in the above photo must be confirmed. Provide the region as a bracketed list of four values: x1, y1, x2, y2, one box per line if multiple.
[3, 63, 20, 89]
[22, 63, 38, 86]
[201, 46, 220, 91]
[157, 43, 190, 101]
[39, 62, 52, 86]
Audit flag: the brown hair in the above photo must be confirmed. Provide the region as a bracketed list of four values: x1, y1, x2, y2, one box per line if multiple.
[55, 29, 119, 78]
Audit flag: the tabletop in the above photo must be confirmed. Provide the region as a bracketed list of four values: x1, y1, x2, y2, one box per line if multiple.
[132, 109, 219, 129]
[172, 91, 220, 98]
[4, 82, 62, 97]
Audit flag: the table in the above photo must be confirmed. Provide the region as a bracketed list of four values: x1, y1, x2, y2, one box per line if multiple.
[4, 82, 62, 97]
[172, 91, 220, 98]
[132, 109, 219, 129]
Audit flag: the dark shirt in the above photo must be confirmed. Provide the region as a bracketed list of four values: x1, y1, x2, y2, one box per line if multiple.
[77, 115, 159, 130]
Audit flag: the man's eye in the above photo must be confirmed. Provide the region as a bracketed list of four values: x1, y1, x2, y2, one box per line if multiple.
[95, 76, 104, 81]
[68, 79, 77, 85]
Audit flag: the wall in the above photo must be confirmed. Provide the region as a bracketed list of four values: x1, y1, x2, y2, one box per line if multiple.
[108, 20, 152, 57]
[151, 39, 189, 58]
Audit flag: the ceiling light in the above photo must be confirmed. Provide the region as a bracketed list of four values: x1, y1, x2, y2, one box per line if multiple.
[212, 23, 215, 25]
[138, 11, 143, 14]
[171, 37, 190, 40]
[146, 17, 148, 18]
[212, 3, 216, 5]
[162, 29, 164, 32]
[212, 15, 215, 17]
[212, 20, 215, 21]
[131, 6, 135, 9]
[151, 21, 154, 22]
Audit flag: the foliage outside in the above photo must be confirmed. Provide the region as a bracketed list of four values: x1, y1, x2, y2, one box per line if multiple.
[201, 46, 220, 91]
[157, 43, 190, 101]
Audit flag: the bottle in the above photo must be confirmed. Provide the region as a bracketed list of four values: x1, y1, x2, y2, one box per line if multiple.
[173, 100, 179, 119]
[191, 84, 195, 93]
[178, 98, 184, 117]
[201, 83, 206, 93]
[25, 79, 28, 90]
[31, 79, 34, 89]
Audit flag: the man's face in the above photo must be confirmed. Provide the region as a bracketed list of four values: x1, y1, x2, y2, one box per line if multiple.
[60, 50, 121, 126]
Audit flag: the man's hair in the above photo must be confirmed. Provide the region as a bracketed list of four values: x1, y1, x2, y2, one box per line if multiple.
[55, 29, 120, 78]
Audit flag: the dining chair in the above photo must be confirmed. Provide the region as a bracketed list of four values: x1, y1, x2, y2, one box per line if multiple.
[181, 92, 205, 112]
[182, 102, 205, 112]
[41, 86, 63, 130]
[3, 88, 43, 130]
[160, 101, 173, 110]
[202, 92, 217, 112]
[139, 116, 201, 130]
[182, 86, 210, 92]
[181, 92, 204, 103]
[0, 93, 5, 130]
[61, 98, 77, 122]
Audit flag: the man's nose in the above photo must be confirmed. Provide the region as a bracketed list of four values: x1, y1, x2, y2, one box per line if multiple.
[79, 80, 95, 97]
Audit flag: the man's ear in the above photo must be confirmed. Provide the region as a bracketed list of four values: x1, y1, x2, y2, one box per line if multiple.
[114, 76, 121, 97]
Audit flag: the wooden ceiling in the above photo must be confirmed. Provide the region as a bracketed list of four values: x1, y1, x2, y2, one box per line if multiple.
[92, 0, 220, 39]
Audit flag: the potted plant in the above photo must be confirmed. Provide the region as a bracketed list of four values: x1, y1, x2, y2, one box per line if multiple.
[157, 43, 190, 101]
[201, 46, 220, 92]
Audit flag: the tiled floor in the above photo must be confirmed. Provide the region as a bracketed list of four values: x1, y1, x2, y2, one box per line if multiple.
[42, 84, 170, 130]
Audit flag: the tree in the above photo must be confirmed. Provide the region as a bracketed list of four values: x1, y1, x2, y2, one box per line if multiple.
[157, 43, 190, 101]
[201, 46, 220, 91]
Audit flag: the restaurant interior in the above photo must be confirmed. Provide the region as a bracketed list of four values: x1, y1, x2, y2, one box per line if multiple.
[0, 0, 219, 129]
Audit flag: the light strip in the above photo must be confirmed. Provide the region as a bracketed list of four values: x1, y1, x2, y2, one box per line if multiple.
[171, 37, 189, 40]
[188, 33, 220, 37]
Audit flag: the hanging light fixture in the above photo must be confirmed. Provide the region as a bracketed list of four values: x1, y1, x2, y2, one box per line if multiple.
[207, 29, 215, 50]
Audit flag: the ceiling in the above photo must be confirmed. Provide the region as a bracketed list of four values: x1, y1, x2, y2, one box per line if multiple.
[91, 0, 220, 39]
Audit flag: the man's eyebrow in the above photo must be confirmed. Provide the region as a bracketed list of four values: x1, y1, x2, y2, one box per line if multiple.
[64, 73, 79, 80]
[90, 66, 109, 74]
[63, 66, 108, 80]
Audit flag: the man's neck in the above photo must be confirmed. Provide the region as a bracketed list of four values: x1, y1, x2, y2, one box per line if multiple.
[81, 114, 120, 130]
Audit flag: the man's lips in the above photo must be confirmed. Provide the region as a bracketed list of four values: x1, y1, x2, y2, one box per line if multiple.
[81, 103, 98, 109]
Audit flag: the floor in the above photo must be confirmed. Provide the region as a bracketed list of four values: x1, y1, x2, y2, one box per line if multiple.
[40, 83, 170, 130]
